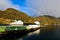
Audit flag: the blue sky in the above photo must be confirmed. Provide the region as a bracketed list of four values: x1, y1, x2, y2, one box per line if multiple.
[10, 0, 34, 16]
[0, 0, 60, 17]
[11, 0, 26, 7]
[10, 0, 60, 17]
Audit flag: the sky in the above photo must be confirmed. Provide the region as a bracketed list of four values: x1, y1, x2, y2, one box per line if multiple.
[0, 0, 60, 17]
[26, 0, 60, 17]
[11, 0, 26, 7]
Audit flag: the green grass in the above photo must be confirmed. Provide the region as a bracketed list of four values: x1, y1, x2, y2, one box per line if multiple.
[5, 26, 27, 31]
[0, 26, 6, 32]
[0, 26, 28, 32]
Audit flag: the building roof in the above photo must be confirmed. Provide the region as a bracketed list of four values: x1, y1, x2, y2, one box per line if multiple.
[10, 20, 23, 24]
[35, 21, 40, 24]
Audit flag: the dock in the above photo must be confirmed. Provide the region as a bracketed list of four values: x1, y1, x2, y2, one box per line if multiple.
[0, 25, 42, 35]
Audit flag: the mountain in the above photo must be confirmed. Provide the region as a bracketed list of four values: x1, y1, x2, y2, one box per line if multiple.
[36, 15, 60, 25]
[0, 8, 35, 24]
[0, 8, 60, 25]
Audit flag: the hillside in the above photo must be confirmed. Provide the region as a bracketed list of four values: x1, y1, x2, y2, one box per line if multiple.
[36, 15, 60, 25]
[0, 8, 60, 25]
[0, 8, 35, 24]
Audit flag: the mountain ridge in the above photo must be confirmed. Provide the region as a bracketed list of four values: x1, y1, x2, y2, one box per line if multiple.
[0, 8, 60, 25]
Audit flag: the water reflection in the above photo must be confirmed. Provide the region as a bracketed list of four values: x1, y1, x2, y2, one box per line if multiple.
[0, 25, 60, 40]
[39, 25, 57, 40]
[0, 29, 41, 40]
[19, 29, 40, 40]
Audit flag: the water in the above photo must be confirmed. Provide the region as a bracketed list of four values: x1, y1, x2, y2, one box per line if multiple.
[0, 25, 60, 40]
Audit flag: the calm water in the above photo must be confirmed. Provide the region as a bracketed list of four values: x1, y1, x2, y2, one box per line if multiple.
[0, 25, 60, 40]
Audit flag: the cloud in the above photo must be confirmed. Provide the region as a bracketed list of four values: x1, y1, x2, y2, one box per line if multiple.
[0, 0, 37, 16]
[0, 0, 20, 10]
[26, 0, 60, 17]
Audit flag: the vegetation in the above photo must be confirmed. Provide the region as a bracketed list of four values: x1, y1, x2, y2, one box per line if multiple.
[0, 8, 35, 24]
[36, 15, 60, 25]
[0, 8, 60, 25]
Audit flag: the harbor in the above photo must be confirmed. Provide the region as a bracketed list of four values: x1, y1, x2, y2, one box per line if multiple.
[0, 20, 42, 35]
[0, 25, 60, 40]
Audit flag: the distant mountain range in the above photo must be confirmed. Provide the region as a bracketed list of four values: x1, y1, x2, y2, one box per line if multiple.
[0, 8, 60, 25]
[36, 15, 60, 25]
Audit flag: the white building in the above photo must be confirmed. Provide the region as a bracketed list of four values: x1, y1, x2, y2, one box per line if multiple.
[35, 21, 40, 25]
[27, 21, 40, 29]
[10, 20, 23, 26]
[10, 20, 40, 30]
